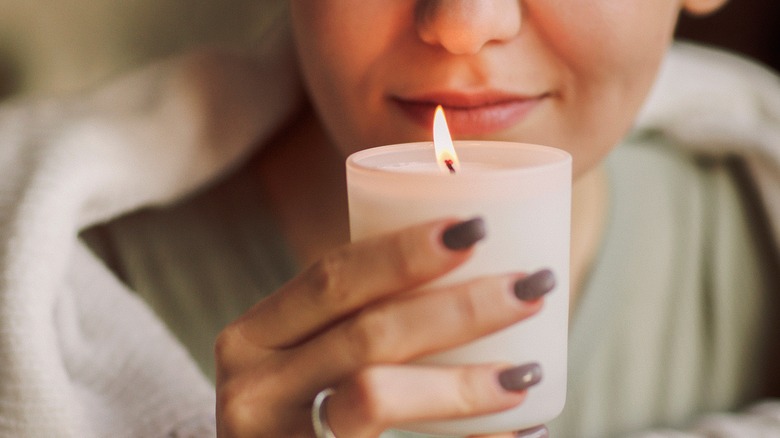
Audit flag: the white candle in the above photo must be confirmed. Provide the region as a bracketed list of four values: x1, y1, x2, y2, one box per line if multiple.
[378, 161, 503, 173]
[346, 140, 571, 435]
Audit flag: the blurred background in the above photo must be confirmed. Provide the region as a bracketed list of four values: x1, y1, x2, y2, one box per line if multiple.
[675, 0, 780, 72]
[0, 0, 284, 100]
[0, 0, 778, 102]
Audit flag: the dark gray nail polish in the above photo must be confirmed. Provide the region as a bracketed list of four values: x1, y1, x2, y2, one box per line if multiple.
[441, 218, 486, 250]
[498, 363, 542, 392]
[514, 269, 555, 301]
[515, 425, 549, 438]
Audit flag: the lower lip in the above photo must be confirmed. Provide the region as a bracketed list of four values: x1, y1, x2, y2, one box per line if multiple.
[393, 98, 543, 136]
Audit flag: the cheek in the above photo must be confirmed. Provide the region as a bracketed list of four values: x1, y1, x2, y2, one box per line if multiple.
[526, 2, 680, 175]
[290, 2, 415, 155]
[530, 1, 679, 73]
[538, 3, 678, 104]
[291, 4, 369, 113]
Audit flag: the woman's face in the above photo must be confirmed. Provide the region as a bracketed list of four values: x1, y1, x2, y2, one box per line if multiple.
[289, 1, 716, 177]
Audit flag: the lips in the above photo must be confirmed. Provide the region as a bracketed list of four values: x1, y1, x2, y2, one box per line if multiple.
[391, 91, 547, 136]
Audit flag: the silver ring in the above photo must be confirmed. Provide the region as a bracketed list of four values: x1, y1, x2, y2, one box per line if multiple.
[312, 388, 336, 438]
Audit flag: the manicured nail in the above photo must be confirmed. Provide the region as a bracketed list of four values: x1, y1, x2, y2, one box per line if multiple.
[498, 363, 542, 392]
[514, 269, 555, 301]
[441, 218, 486, 250]
[515, 425, 549, 438]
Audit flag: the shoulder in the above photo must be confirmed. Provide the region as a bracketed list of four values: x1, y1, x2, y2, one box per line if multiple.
[636, 42, 779, 151]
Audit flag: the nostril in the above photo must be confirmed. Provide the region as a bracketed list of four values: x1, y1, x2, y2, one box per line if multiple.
[414, 0, 521, 55]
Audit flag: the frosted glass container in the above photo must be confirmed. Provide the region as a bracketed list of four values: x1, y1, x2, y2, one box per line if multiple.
[346, 141, 571, 436]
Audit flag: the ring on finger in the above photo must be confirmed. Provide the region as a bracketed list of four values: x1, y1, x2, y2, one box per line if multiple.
[312, 388, 337, 438]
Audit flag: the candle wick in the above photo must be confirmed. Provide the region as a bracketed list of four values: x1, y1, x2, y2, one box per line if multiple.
[445, 159, 456, 174]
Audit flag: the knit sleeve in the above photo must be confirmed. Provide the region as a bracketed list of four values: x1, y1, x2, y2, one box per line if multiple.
[0, 40, 300, 436]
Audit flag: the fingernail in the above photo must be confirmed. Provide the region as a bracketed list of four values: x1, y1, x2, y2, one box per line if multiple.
[515, 425, 549, 438]
[498, 363, 542, 392]
[441, 218, 486, 250]
[514, 269, 555, 301]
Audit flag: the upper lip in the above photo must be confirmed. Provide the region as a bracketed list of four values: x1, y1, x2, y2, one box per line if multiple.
[391, 90, 546, 108]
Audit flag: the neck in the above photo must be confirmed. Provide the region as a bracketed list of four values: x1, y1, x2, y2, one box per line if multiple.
[569, 164, 609, 309]
[255, 109, 350, 267]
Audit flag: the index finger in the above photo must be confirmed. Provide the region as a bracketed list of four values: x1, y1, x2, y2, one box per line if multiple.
[235, 217, 486, 349]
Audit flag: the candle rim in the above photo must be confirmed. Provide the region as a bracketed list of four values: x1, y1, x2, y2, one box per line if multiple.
[346, 141, 571, 179]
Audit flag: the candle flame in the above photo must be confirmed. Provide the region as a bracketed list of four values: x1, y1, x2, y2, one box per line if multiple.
[433, 105, 460, 173]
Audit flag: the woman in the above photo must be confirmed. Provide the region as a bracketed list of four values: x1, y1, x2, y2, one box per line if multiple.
[0, 1, 778, 437]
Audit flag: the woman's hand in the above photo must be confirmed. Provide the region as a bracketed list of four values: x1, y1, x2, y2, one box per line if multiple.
[215, 218, 554, 437]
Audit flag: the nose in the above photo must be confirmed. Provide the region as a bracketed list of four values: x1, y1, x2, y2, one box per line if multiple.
[415, 0, 522, 55]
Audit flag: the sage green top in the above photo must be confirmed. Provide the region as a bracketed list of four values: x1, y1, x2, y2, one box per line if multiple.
[83, 133, 776, 437]
[548, 133, 774, 437]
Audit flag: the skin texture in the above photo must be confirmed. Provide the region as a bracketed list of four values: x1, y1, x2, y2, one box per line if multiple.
[290, 0, 689, 177]
[217, 219, 545, 437]
[216, 1, 728, 436]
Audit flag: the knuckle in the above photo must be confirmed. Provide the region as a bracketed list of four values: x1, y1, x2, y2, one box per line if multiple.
[344, 309, 398, 364]
[453, 283, 484, 328]
[392, 232, 428, 281]
[214, 323, 272, 374]
[216, 371, 281, 437]
[216, 378, 255, 435]
[351, 369, 391, 426]
[214, 324, 243, 364]
[306, 249, 350, 305]
[453, 368, 487, 415]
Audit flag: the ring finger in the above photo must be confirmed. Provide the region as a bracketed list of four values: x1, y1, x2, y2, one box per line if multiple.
[325, 362, 543, 438]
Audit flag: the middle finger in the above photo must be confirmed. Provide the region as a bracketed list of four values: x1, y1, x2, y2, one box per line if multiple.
[233, 218, 485, 349]
[284, 269, 555, 394]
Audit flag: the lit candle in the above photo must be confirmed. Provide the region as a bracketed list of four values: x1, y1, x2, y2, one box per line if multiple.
[346, 107, 571, 435]
[433, 105, 459, 173]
